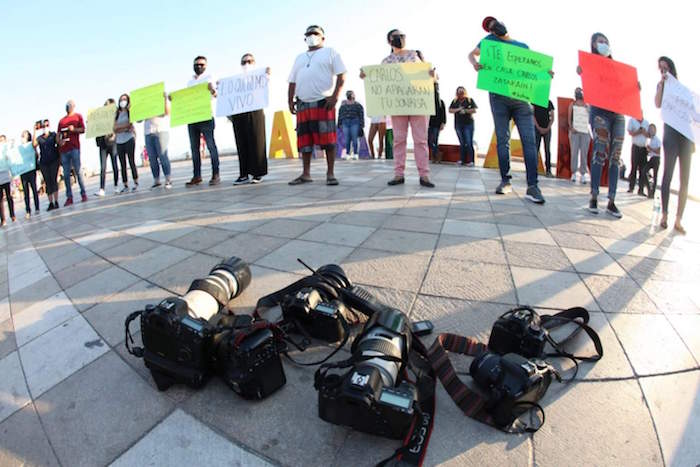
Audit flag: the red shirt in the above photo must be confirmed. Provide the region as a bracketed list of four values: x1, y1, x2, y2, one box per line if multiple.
[57, 113, 85, 154]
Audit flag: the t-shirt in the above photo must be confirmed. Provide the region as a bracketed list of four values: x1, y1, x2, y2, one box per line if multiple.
[288, 47, 347, 103]
[647, 135, 661, 157]
[449, 98, 478, 126]
[627, 118, 649, 147]
[57, 113, 84, 154]
[115, 111, 135, 145]
[476, 34, 529, 50]
[0, 170, 11, 185]
[381, 50, 421, 64]
[534, 101, 555, 128]
[37, 132, 60, 165]
[144, 116, 169, 135]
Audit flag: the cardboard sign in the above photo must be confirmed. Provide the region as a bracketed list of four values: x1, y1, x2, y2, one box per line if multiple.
[661, 74, 700, 143]
[216, 68, 269, 117]
[477, 40, 553, 106]
[572, 105, 590, 133]
[86, 103, 117, 138]
[578, 51, 642, 119]
[130, 82, 165, 123]
[9, 143, 36, 176]
[363, 62, 435, 117]
[170, 83, 213, 127]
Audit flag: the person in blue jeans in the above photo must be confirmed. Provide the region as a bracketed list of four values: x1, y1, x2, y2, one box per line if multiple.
[579, 33, 626, 218]
[144, 93, 172, 189]
[468, 16, 547, 203]
[338, 91, 364, 159]
[56, 99, 87, 205]
[449, 86, 478, 166]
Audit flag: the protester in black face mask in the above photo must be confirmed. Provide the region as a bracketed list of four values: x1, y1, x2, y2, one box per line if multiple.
[33, 120, 60, 210]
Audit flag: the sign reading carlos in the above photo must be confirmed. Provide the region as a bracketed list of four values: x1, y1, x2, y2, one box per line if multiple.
[477, 40, 553, 107]
[216, 68, 269, 117]
[363, 62, 435, 117]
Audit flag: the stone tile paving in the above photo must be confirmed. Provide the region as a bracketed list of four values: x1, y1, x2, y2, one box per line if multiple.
[0, 156, 698, 466]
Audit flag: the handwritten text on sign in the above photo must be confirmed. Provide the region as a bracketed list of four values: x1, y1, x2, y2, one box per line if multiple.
[216, 68, 269, 117]
[572, 106, 590, 133]
[477, 40, 553, 107]
[578, 51, 641, 119]
[661, 74, 700, 143]
[86, 103, 117, 139]
[363, 62, 435, 117]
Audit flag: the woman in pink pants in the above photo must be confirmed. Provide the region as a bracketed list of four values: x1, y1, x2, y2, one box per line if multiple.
[361, 29, 435, 187]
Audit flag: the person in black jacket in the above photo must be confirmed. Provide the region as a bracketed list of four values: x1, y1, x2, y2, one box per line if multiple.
[428, 81, 446, 162]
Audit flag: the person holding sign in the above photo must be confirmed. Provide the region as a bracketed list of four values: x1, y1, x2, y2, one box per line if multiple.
[144, 94, 172, 189]
[95, 98, 119, 197]
[360, 29, 435, 187]
[449, 86, 478, 166]
[34, 119, 61, 210]
[18, 130, 39, 219]
[114, 94, 139, 193]
[655, 56, 695, 234]
[0, 135, 16, 226]
[568, 88, 590, 184]
[534, 100, 555, 177]
[287, 25, 346, 186]
[186, 55, 220, 187]
[468, 16, 545, 203]
[627, 115, 650, 195]
[57, 99, 87, 206]
[230, 53, 269, 185]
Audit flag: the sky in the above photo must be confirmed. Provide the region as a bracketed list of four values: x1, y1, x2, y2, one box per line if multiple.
[0, 0, 697, 193]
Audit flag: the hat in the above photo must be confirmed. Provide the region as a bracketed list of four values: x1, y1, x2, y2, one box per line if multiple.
[305, 25, 325, 36]
[482, 16, 497, 32]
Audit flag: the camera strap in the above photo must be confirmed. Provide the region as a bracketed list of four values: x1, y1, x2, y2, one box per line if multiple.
[124, 310, 144, 358]
[540, 307, 604, 362]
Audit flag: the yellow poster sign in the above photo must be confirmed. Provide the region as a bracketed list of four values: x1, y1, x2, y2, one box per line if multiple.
[363, 62, 435, 117]
[86, 103, 117, 139]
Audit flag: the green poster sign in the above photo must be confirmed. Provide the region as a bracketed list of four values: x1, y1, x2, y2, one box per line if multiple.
[170, 83, 213, 127]
[363, 62, 435, 117]
[130, 82, 165, 123]
[477, 40, 553, 107]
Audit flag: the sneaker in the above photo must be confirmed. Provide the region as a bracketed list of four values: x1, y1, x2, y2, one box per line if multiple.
[25, 212, 31, 219]
[164, 180, 172, 189]
[209, 174, 221, 186]
[352, 154, 359, 160]
[81, 193, 88, 202]
[251, 176, 263, 184]
[47, 203, 55, 212]
[419, 177, 435, 188]
[186, 176, 203, 187]
[64, 197, 73, 207]
[132, 184, 138, 192]
[495, 181, 512, 195]
[606, 200, 623, 218]
[113, 185, 119, 195]
[95, 189, 105, 197]
[120, 186, 129, 194]
[571, 174, 577, 183]
[151, 182, 162, 190]
[466, 162, 475, 167]
[581, 173, 588, 184]
[387, 177, 405, 186]
[525, 185, 545, 204]
[588, 197, 599, 214]
[545, 171, 554, 178]
[233, 176, 250, 185]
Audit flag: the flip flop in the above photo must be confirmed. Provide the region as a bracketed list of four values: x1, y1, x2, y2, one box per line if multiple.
[326, 177, 339, 186]
[289, 176, 313, 186]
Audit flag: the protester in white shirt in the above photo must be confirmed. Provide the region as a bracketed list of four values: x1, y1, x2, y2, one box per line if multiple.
[287, 25, 346, 186]
[642, 123, 662, 198]
[626, 116, 649, 195]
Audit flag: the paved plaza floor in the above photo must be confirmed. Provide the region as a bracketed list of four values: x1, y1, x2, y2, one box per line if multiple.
[1, 155, 699, 466]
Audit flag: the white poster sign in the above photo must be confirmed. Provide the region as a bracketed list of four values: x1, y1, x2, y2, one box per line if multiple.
[216, 68, 269, 117]
[661, 74, 700, 143]
[572, 105, 589, 133]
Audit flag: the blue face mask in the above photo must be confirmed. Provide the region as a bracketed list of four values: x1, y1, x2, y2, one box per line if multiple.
[596, 42, 611, 57]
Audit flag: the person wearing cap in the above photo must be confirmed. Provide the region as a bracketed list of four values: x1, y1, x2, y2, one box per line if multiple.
[360, 29, 435, 187]
[287, 25, 346, 186]
[231, 53, 269, 185]
[468, 16, 546, 204]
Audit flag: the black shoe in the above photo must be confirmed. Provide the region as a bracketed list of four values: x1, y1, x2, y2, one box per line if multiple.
[495, 180, 512, 194]
[233, 176, 250, 185]
[186, 176, 203, 187]
[419, 177, 435, 188]
[606, 200, 623, 218]
[637, 190, 645, 197]
[545, 171, 554, 178]
[627, 188, 634, 193]
[47, 203, 56, 212]
[387, 177, 405, 186]
[209, 174, 221, 186]
[525, 185, 545, 204]
[588, 197, 599, 214]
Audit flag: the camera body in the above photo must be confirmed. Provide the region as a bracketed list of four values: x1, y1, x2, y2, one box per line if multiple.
[470, 352, 553, 427]
[488, 308, 547, 358]
[281, 287, 349, 343]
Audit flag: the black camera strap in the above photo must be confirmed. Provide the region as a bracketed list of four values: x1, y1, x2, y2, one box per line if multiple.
[540, 307, 604, 363]
[125, 310, 144, 358]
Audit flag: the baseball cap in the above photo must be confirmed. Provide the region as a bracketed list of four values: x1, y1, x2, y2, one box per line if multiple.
[482, 16, 497, 32]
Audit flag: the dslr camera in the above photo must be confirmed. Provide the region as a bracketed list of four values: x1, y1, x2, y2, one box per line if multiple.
[488, 307, 547, 358]
[281, 287, 351, 343]
[316, 307, 417, 439]
[469, 351, 555, 428]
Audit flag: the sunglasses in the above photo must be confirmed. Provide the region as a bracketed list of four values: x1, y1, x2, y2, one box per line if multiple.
[305, 32, 321, 36]
[241, 59, 254, 65]
[194, 63, 206, 67]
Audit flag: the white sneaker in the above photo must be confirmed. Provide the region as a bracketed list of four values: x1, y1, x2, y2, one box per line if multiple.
[95, 189, 105, 197]
[132, 184, 138, 192]
[352, 154, 359, 160]
[571, 174, 577, 183]
[164, 180, 172, 189]
[581, 173, 588, 184]
[120, 185, 129, 194]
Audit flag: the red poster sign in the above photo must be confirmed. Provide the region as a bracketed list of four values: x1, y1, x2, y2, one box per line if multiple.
[578, 51, 642, 119]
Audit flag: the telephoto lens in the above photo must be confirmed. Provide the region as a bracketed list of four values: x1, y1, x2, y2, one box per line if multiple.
[182, 256, 252, 320]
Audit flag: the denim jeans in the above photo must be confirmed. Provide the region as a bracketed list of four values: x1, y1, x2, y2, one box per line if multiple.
[489, 93, 539, 187]
[187, 119, 219, 178]
[455, 123, 475, 164]
[146, 132, 171, 180]
[427, 126, 440, 157]
[589, 106, 625, 200]
[60, 149, 86, 199]
[342, 119, 361, 155]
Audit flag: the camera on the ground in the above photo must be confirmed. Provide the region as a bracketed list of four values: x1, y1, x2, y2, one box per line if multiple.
[488, 307, 547, 358]
[281, 287, 351, 343]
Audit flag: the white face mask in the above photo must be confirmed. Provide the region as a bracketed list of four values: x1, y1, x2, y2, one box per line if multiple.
[43, 127, 50, 135]
[305, 35, 321, 47]
[242, 64, 253, 73]
[119, 100, 128, 109]
[596, 42, 611, 57]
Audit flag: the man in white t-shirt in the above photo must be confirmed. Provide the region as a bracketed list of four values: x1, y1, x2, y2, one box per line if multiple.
[642, 123, 662, 198]
[287, 25, 346, 186]
[626, 115, 649, 195]
[185, 55, 220, 187]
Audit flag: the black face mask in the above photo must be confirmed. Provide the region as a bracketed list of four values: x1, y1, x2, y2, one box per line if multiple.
[390, 35, 405, 49]
[575, 91, 584, 100]
[65, 105, 70, 113]
[193, 64, 206, 75]
[491, 22, 507, 37]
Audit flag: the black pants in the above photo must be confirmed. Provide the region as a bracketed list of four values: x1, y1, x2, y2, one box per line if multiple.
[629, 145, 648, 192]
[117, 139, 138, 185]
[642, 157, 660, 197]
[535, 130, 552, 172]
[100, 144, 119, 189]
[40, 160, 60, 196]
[188, 119, 220, 178]
[661, 125, 694, 218]
[231, 110, 267, 178]
[0, 183, 15, 221]
[21, 170, 39, 213]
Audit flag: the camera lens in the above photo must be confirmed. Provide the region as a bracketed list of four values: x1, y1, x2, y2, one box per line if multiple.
[470, 352, 502, 389]
[182, 257, 251, 321]
[353, 308, 410, 387]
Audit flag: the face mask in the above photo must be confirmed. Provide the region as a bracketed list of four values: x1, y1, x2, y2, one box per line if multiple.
[119, 100, 128, 109]
[491, 22, 508, 37]
[305, 35, 321, 47]
[575, 91, 583, 100]
[596, 42, 611, 57]
[242, 64, 253, 73]
[390, 35, 405, 49]
[193, 64, 205, 75]
[43, 127, 50, 135]
[65, 104, 71, 112]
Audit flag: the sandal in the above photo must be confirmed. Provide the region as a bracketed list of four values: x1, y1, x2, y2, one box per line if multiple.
[289, 176, 313, 186]
[674, 224, 686, 235]
[326, 176, 339, 186]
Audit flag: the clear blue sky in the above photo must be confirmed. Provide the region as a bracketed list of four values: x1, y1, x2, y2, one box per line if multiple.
[1, 0, 697, 188]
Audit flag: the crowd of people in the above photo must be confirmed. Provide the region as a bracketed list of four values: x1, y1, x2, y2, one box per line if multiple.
[0, 18, 694, 234]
